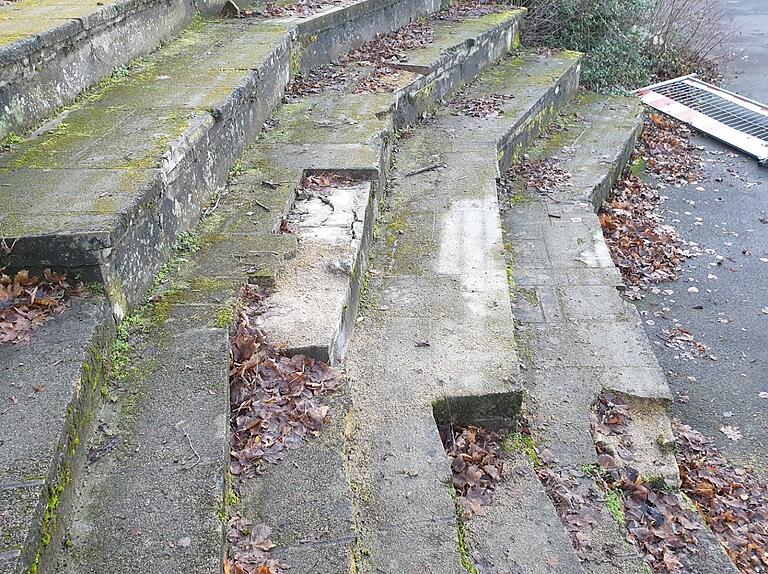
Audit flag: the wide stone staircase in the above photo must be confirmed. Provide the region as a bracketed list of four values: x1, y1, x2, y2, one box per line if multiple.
[0, 1, 742, 573]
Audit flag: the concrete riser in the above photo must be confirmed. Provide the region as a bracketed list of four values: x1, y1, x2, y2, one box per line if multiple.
[0, 0, 199, 140]
[498, 59, 582, 174]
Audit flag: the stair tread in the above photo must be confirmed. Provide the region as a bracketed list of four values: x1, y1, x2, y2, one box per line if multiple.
[0, 0, 127, 50]
[0, 19, 286, 239]
[395, 8, 524, 72]
[0, 296, 110, 573]
[407, 49, 583, 149]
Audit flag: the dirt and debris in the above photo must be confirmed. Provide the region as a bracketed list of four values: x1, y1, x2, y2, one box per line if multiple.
[229, 284, 340, 477]
[675, 422, 768, 574]
[448, 92, 512, 118]
[439, 425, 509, 518]
[225, 517, 288, 574]
[299, 171, 358, 192]
[0, 268, 82, 344]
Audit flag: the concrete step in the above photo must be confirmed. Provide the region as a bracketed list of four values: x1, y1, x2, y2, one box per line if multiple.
[343, 49, 583, 573]
[0, 2, 446, 572]
[213, 10, 526, 574]
[0, 296, 112, 574]
[0, 0, 440, 319]
[0, 0, 204, 140]
[502, 92, 738, 573]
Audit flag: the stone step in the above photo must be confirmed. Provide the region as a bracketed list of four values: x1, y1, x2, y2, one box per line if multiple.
[503, 93, 740, 573]
[0, 0, 440, 319]
[214, 10, 526, 574]
[244, 8, 525, 365]
[343, 49, 583, 574]
[0, 296, 112, 574]
[0, 0, 205, 140]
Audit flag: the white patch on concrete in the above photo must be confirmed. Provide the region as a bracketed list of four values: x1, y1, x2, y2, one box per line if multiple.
[576, 229, 614, 268]
[437, 196, 507, 316]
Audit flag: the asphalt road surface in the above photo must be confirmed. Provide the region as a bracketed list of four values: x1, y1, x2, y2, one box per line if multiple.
[633, 0, 768, 478]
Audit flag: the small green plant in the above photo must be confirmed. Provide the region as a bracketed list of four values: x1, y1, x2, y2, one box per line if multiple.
[230, 159, 245, 177]
[173, 230, 200, 254]
[2, 132, 24, 148]
[450, 489, 479, 574]
[605, 488, 625, 527]
[501, 432, 542, 466]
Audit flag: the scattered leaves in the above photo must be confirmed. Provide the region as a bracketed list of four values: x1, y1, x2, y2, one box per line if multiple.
[440, 425, 509, 518]
[0, 268, 82, 344]
[224, 517, 287, 574]
[599, 114, 701, 299]
[448, 92, 512, 118]
[537, 465, 606, 559]
[675, 422, 768, 573]
[591, 394, 705, 573]
[599, 176, 690, 299]
[229, 285, 340, 477]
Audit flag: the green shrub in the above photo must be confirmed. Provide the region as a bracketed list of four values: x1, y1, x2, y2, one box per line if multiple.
[514, 0, 654, 92]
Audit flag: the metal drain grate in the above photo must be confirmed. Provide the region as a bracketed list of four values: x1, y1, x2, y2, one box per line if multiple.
[636, 74, 768, 165]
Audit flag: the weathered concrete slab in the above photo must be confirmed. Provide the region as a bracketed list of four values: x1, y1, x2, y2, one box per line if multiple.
[0, 0, 200, 139]
[468, 452, 586, 574]
[0, 297, 112, 574]
[50, 305, 230, 574]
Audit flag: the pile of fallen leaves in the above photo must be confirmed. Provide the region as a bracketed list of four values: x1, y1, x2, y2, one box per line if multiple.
[286, 20, 434, 96]
[675, 423, 768, 574]
[346, 20, 434, 93]
[506, 158, 572, 194]
[299, 171, 358, 191]
[263, 0, 348, 17]
[440, 425, 509, 518]
[229, 284, 340, 477]
[225, 517, 287, 574]
[448, 93, 511, 118]
[537, 465, 606, 559]
[620, 480, 702, 572]
[637, 114, 701, 184]
[599, 176, 689, 299]
[1, 268, 82, 344]
[436, 0, 503, 21]
[599, 113, 701, 299]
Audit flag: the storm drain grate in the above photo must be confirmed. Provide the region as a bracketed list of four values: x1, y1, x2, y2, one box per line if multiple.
[636, 74, 768, 165]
